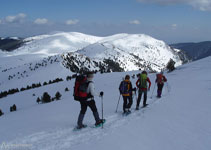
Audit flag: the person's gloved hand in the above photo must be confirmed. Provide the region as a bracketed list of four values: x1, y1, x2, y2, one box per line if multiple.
[100, 91, 104, 97]
[133, 87, 137, 91]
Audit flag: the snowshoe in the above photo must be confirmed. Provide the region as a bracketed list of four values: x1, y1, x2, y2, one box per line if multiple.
[73, 124, 87, 131]
[95, 119, 106, 128]
[142, 104, 149, 108]
[122, 110, 131, 116]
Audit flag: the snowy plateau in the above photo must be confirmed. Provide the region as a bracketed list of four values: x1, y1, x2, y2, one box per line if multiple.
[0, 32, 210, 150]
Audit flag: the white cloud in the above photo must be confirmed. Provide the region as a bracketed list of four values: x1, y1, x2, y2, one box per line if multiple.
[5, 13, 26, 23]
[171, 24, 177, 29]
[34, 18, 48, 25]
[129, 20, 141, 25]
[190, 0, 211, 11]
[137, 0, 211, 11]
[18, 13, 26, 18]
[66, 19, 79, 25]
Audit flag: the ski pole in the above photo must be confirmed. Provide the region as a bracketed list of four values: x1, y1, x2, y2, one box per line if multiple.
[166, 82, 170, 93]
[135, 88, 138, 102]
[101, 95, 104, 129]
[115, 94, 121, 113]
[150, 83, 156, 99]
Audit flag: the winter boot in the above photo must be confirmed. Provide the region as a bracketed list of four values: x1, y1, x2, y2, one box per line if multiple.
[95, 119, 106, 126]
[143, 103, 148, 107]
[123, 108, 129, 113]
[136, 103, 140, 110]
[93, 111, 100, 122]
[157, 90, 161, 98]
[77, 113, 86, 129]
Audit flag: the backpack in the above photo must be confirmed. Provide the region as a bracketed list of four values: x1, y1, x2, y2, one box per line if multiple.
[157, 74, 166, 84]
[73, 75, 92, 101]
[119, 81, 130, 95]
[139, 74, 147, 88]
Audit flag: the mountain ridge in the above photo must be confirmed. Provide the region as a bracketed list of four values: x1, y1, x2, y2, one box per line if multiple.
[170, 41, 211, 61]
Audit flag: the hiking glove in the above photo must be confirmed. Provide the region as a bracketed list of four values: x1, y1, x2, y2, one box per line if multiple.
[100, 91, 104, 97]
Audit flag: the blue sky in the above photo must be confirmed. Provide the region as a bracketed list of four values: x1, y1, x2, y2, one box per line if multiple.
[0, 0, 211, 43]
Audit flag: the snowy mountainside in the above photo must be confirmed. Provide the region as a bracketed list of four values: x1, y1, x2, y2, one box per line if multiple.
[0, 32, 102, 70]
[0, 57, 210, 150]
[0, 32, 102, 90]
[0, 32, 185, 73]
[15, 32, 103, 56]
[63, 34, 183, 72]
[0, 55, 70, 91]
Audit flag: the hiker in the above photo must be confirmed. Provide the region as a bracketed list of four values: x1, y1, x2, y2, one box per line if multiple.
[155, 71, 167, 98]
[0, 109, 4, 116]
[136, 71, 151, 109]
[75, 72, 104, 129]
[119, 75, 133, 113]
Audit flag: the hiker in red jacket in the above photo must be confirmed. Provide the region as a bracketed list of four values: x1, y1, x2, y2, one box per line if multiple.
[136, 71, 151, 109]
[155, 72, 167, 98]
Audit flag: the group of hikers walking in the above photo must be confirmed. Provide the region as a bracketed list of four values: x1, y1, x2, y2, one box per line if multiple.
[73, 71, 167, 130]
[119, 71, 167, 114]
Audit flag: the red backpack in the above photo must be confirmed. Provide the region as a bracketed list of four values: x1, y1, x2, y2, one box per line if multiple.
[156, 74, 166, 84]
[73, 75, 91, 101]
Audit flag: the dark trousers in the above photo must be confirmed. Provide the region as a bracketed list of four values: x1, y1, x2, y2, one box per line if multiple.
[79, 100, 98, 114]
[136, 90, 147, 107]
[122, 96, 133, 112]
[77, 100, 100, 126]
[157, 83, 164, 97]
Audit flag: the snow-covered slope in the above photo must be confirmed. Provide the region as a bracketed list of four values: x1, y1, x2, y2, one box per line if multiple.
[0, 56, 210, 150]
[0, 32, 101, 69]
[13, 32, 102, 56]
[0, 32, 102, 90]
[75, 34, 182, 71]
[0, 32, 184, 71]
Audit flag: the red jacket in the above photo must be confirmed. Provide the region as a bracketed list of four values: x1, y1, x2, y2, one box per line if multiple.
[156, 74, 167, 84]
[136, 77, 151, 90]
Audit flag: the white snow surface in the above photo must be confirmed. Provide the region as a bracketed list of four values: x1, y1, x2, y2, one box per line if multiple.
[0, 56, 211, 150]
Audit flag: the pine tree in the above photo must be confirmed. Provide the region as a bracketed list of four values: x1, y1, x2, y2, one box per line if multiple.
[65, 87, 69, 92]
[0, 109, 4, 116]
[55, 91, 62, 100]
[41, 92, 51, 103]
[166, 59, 176, 72]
